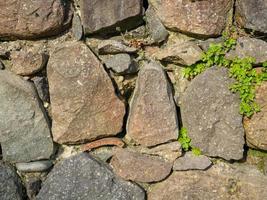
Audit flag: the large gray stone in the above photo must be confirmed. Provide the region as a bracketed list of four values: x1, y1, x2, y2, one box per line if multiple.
[181, 67, 245, 160]
[148, 162, 267, 200]
[80, 0, 143, 34]
[226, 37, 267, 65]
[126, 61, 178, 147]
[236, 0, 267, 34]
[149, 0, 232, 37]
[0, 161, 26, 200]
[48, 42, 125, 144]
[0, 0, 72, 40]
[36, 153, 145, 200]
[0, 70, 54, 163]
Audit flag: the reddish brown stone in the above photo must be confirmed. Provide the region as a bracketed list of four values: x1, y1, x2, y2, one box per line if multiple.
[149, 0, 232, 37]
[47, 42, 125, 144]
[0, 0, 72, 40]
[110, 148, 172, 183]
[10, 50, 48, 76]
[81, 138, 125, 152]
[244, 82, 267, 150]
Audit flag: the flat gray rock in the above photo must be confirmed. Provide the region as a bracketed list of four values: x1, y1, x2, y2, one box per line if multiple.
[236, 0, 267, 34]
[98, 40, 138, 55]
[36, 153, 145, 200]
[173, 152, 212, 171]
[148, 162, 267, 200]
[16, 160, 53, 172]
[72, 13, 83, 41]
[0, 70, 54, 163]
[103, 54, 138, 75]
[81, 0, 143, 34]
[181, 67, 245, 160]
[126, 61, 178, 147]
[0, 161, 26, 200]
[226, 37, 267, 65]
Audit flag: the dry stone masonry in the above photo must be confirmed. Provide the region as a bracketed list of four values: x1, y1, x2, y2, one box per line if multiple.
[0, 0, 267, 199]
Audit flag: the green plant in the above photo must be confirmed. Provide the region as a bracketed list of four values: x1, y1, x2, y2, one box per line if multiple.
[182, 37, 267, 117]
[178, 127, 202, 156]
[178, 127, 191, 151]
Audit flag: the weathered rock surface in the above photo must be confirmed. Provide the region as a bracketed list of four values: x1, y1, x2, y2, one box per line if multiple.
[16, 160, 53, 172]
[10, 50, 48, 76]
[98, 40, 138, 55]
[181, 67, 244, 160]
[110, 148, 172, 183]
[173, 152, 212, 171]
[72, 13, 83, 41]
[236, 0, 267, 34]
[133, 142, 182, 162]
[36, 153, 145, 200]
[81, 0, 143, 34]
[0, 0, 72, 40]
[149, 0, 232, 37]
[25, 177, 42, 200]
[154, 41, 203, 66]
[82, 137, 125, 152]
[103, 53, 138, 74]
[48, 42, 125, 144]
[148, 162, 267, 200]
[0, 70, 54, 163]
[126, 61, 178, 147]
[146, 6, 169, 44]
[31, 76, 50, 103]
[0, 161, 25, 200]
[244, 81, 267, 150]
[226, 37, 267, 65]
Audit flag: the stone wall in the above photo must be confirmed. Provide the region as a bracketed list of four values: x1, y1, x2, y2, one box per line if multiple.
[0, 0, 267, 199]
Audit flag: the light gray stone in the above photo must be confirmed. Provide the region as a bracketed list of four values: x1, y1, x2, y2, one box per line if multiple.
[181, 66, 245, 160]
[103, 53, 138, 75]
[36, 153, 145, 200]
[0, 70, 54, 163]
[173, 152, 212, 171]
[98, 40, 138, 55]
[72, 13, 83, 41]
[16, 160, 53, 172]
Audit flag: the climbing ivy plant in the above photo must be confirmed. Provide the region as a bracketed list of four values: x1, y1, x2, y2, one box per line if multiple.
[182, 37, 267, 118]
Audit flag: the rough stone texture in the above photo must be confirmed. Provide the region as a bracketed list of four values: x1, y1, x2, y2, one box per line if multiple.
[244, 82, 267, 151]
[103, 54, 138, 75]
[98, 40, 138, 55]
[133, 142, 182, 162]
[31, 76, 50, 103]
[72, 13, 83, 41]
[48, 42, 125, 144]
[173, 152, 212, 171]
[226, 37, 267, 65]
[0, 0, 72, 40]
[81, 0, 143, 34]
[81, 137, 125, 152]
[154, 41, 203, 66]
[0, 70, 54, 163]
[146, 6, 169, 44]
[36, 153, 145, 200]
[126, 61, 178, 147]
[148, 162, 267, 200]
[25, 177, 42, 200]
[149, 0, 232, 37]
[181, 67, 244, 160]
[110, 148, 172, 183]
[10, 50, 48, 76]
[0, 161, 25, 200]
[236, 0, 267, 34]
[90, 147, 116, 162]
[16, 160, 53, 172]
[0, 60, 4, 70]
